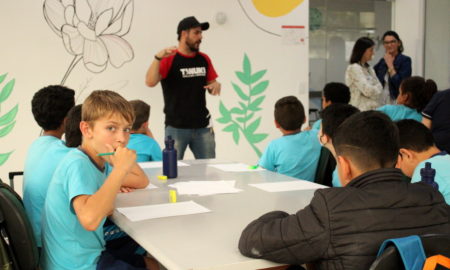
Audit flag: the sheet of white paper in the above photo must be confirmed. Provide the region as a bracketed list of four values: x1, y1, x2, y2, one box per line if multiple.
[145, 183, 158, 190]
[168, 180, 242, 196]
[138, 161, 190, 169]
[209, 163, 265, 172]
[249, 181, 326, 192]
[117, 201, 210, 222]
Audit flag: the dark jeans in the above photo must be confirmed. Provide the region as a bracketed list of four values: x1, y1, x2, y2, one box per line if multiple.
[165, 125, 216, 160]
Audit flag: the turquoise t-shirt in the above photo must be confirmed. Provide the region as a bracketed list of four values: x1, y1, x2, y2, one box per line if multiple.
[258, 130, 321, 181]
[23, 136, 70, 247]
[377, 104, 422, 122]
[331, 168, 342, 187]
[311, 119, 322, 130]
[42, 148, 107, 270]
[411, 153, 450, 204]
[127, 133, 162, 162]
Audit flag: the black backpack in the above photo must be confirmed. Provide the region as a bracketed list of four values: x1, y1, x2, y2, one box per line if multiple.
[0, 180, 39, 270]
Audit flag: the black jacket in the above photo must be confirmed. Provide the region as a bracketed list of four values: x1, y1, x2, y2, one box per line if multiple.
[239, 168, 450, 270]
[374, 53, 411, 100]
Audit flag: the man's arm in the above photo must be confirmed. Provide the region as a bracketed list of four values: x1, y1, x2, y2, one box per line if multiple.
[72, 146, 136, 231]
[239, 192, 330, 265]
[145, 46, 177, 87]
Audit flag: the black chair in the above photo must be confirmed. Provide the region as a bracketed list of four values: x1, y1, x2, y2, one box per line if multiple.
[369, 234, 450, 270]
[314, 147, 336, 187]
[0, 179, 39, 270]
[8, 172, 23, 191]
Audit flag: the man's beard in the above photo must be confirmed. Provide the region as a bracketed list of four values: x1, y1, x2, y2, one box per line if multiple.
[186, 39, 200, 52]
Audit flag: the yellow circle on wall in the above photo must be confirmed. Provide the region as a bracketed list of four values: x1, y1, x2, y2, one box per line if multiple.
[251, 0, 304, 17]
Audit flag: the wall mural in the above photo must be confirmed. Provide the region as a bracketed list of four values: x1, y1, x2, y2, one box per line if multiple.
[0, 73, 18, 166]
[216, 54, 269, 157]
[43, 0, 135, 94]
[237, 0, 304, 36]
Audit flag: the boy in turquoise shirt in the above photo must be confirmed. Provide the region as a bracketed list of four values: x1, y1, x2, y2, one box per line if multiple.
[42, 91, 154, 270]
[23, 85, 75, 248]
[311, 82, 350, 130]
[259, 96, 321, 181]
[396, 119, 450, 204]
[377, 76, 437, 121]
[319, 104, 360, 187]
[127, 100, 161, 162]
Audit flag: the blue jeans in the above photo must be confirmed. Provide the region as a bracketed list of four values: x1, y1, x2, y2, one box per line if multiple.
[165, 126, 216, 160]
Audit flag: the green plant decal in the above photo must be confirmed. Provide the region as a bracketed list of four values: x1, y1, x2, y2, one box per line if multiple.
[216, 54, 269, 157]
[0, 73, 17, 166]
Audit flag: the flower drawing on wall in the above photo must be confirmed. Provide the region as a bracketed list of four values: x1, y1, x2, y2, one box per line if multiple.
[216, 54, 269, 157]
[0, 73, 18, 166]
[44, 0, 135, 85]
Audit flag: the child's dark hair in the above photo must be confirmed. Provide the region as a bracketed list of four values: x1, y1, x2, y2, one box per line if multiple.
[274, 96, 305, 131]
[400, 76, 437, 111]
[396, 119, 435, 152]
[350, 37, 375, 64]
[31, 85, 75, 130]
[323, 82, 351, 104]
[129, 100, 150, 131]
[334, 111, 399, 171]
[65, 104, 82, 148]
[321, 104, 360, 139]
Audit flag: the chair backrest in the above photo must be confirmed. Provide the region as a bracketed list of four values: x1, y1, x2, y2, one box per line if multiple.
[369, 234, 450, 270]
[314, 147, 336, 187]
[0, 180, 39, 270]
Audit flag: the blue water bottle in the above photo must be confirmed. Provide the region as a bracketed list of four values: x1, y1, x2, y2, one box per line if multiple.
[163, 136, 177, 178]
[420, 162, 438, 190]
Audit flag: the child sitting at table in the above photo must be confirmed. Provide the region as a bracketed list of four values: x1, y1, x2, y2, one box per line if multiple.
[319, 103, 360, 187]
[239, 111, 450, 270]
[64, 104, 82, 147]
[23, 85, 75, 249]
[395, 119, 450, 203]
[258, 96, 321, 181]
[127, 100, 162, 162]
[41, 90, 156, 270]
[311, 82, 351, 130]
[377, 76, 437, 121]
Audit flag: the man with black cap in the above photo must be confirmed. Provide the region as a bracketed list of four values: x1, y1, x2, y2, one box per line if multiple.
[146, 16, 221, 160]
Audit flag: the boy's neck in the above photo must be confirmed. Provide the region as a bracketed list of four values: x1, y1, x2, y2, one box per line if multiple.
[417, 146, 442, 161]
[281, 128, 301, 136]
[43, 129, 64, 139]
[80, 143, 105, 169]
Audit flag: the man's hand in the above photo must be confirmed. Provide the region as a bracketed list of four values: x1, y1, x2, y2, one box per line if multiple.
[156, 46, 177, 59]
[204, 81, 221, 96]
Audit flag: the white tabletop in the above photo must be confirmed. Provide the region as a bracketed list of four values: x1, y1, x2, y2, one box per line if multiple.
[112, 159, 322, 270]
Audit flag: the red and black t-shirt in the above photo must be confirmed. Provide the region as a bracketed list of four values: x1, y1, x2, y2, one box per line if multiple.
[159, 51, 218, 128]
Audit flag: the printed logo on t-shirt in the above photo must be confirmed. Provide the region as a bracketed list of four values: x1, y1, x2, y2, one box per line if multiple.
[179, 67, 206, 78]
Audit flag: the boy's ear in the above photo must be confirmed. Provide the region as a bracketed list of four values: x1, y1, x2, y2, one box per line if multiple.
[275, 120, 281, 128]
[337, 155, 353, 186]
[140, 121, 148, 130]
[79, 121, 92, 138]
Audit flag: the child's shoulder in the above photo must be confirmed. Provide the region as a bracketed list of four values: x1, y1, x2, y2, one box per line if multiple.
[130, 133, 157, 144]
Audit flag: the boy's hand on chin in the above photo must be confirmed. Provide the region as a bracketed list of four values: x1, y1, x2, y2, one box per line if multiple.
[113, 146, 136, 174]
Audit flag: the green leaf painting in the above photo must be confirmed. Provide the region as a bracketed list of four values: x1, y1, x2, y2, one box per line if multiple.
[216, 54, 269, 157]
[0, 73, 18, 166]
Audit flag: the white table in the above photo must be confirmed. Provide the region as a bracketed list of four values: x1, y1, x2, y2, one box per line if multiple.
[112, 159, 322, 270]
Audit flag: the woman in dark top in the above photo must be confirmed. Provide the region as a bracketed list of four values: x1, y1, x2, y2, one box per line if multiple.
[374, 31, 412, 104]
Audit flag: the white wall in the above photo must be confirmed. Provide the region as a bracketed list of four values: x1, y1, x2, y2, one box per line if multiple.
[393, 0, 425, 76]
[0, 0, 309, 185]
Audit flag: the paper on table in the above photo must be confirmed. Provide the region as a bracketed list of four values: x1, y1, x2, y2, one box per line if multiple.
[209, 163, 265, 172]
[168, 180, 242, 196]
[249, 181, 326, 192]
[116, 201, 210, 222]
[145, 183, 158, 190]
[138, 161, 190, 169]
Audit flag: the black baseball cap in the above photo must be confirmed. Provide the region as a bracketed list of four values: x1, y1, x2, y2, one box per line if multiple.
[177, 16, 209, 35]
